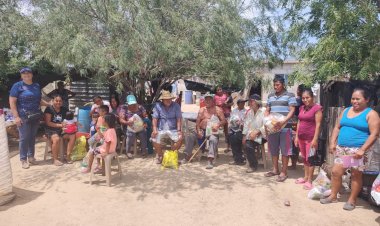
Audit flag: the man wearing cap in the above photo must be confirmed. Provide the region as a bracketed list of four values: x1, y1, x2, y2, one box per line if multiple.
[242, 94, 266, 173]
[151, 90, 183, 164]
[9, 67, 50, 169]
[196, 92, 226, 169]
[119, 94, 148, 158]
[47, 81, 76, 109]
[264, 75, 297, 182]
[228, 98, 248, 166]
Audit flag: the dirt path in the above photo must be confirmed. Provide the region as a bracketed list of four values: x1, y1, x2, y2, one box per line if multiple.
[1, 140, 379, 226]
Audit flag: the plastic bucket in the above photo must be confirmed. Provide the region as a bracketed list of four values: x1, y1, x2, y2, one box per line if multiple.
[184, 90, 193, 104]
[78, 106, 91, 133]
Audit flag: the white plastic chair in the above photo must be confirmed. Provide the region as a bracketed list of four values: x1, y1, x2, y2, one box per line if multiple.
[89, 152, 122, 187]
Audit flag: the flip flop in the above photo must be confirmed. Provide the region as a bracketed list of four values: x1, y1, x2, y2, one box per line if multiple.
[276, 175, 288, 182]
[264, 171, 280, 177]
[343, 202, 355, 211]
[303, 181, 313, 190]
[295, 178, 306, 184]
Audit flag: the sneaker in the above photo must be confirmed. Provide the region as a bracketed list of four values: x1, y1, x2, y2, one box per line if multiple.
[28, 157, 38, 165]
[205, 161, 213, 169]
[126, 153, 133, 159]
[21, 160, 30, 169]
[246, 167, 257, 173]
[180, 158, 188, 165]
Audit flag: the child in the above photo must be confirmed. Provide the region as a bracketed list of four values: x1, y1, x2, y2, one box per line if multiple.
[90, 112, 99, 137]
[88, 105, 110, 171]
[63, 111, 78, 134]
[82, 113, 117, 173]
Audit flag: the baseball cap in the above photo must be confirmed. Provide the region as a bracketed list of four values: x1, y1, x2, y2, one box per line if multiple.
[249, 94, 261, 101]
[20, 67, 32, 74]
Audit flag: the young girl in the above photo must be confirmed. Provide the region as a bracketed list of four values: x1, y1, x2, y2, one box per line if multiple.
[82, 113, 117, 173]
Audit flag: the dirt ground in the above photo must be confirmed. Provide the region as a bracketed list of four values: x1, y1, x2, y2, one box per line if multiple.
[1, 136, 380, 226]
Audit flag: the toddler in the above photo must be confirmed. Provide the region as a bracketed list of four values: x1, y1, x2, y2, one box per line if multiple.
[63, 112, 78, 134]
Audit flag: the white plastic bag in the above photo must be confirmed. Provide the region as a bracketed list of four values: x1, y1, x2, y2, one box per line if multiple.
[370, 173, 380, 205]
[308, 169, 331, 200]
[206, 115, 220, 136]
[128, 114, 144, 133]
[263, 112, 286, 134]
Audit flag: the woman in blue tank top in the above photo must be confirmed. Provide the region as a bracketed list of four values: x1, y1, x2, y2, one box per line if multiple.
[320, 88, 380, 210]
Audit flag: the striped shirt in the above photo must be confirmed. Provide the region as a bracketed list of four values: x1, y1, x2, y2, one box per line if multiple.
[267, 90, 297, 118]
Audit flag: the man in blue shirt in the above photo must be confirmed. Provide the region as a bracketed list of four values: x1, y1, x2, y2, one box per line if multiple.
[264, 75, 297, 182]
[151, 90, 183, 164]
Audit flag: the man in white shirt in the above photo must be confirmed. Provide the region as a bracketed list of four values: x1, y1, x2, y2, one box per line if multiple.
[228, 99, 248, 165]
[242, 94, 266, 173]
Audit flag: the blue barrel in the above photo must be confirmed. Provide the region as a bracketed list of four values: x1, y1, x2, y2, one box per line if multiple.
[184, 90, 193, 104]
[78, 107, 91, 133]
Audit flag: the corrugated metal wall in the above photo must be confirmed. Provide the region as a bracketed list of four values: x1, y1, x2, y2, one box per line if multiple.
[68, 80, 110, 111]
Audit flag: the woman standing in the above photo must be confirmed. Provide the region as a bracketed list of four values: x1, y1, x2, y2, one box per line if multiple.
[44, 95, 76, 166]
[294, 89, 322, 190]
[320, 88, 380, 210]
[9, 67, 49, 169]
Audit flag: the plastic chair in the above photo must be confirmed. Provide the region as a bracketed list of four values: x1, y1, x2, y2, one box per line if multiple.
[89, 152, 122, 187]
[120, 134, 140, 156]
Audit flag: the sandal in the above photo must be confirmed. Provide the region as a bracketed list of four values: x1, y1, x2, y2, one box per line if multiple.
[295, 177, 306, 184]
[276, 175, 288, 182]
[264, 171, 280, 177]
[53, 160, 63, 166]
[303, 181, 313, 190]
[343, 202, 355, 211]
[320, 197, 337, 204]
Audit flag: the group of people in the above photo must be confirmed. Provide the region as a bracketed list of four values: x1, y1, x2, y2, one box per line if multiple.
[9, 67, 380, 211]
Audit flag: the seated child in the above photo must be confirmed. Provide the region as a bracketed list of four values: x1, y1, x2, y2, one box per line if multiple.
[90, 112, 99, 137]
[82, 113, 117, 173]
[63, 111, 78, 134]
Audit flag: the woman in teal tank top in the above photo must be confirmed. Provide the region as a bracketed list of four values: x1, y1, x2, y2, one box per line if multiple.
[320, 88, 380, 210]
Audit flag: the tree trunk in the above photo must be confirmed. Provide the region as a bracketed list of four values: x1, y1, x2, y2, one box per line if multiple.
[0, 114, 15, 205]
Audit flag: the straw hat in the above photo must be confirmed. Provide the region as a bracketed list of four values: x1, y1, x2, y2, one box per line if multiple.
[159, 90, 175, 100]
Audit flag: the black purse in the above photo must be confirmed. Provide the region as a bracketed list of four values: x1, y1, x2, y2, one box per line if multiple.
[308, 147, 324, 166]
[25, 111, 43, 122]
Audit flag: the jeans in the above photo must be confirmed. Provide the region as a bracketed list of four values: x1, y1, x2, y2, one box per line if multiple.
[229, 131, 245, 163]
[205, 134, 219, 159]
[184, 132, 198, 157]
[125, 129, 148, 154]
[245, 140, 260, 169]
[18, 119, 40, 161]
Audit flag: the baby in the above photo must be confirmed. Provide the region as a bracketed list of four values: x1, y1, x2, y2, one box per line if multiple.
[63, 112, 78, 134]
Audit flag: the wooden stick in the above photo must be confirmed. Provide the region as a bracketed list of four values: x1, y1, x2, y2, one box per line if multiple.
[188, 138, 208, 163]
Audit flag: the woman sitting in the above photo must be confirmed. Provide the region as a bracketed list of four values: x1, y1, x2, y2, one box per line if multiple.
[44, 95, 76, 166]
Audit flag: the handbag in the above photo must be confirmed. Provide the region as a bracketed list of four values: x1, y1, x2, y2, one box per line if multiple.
[308, 147, 323, 166]
[25, 111, 43, 122]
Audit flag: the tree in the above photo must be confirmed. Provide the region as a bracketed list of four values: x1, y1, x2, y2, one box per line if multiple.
[281, 0, 380, 85]
[11, 0, 282, 102]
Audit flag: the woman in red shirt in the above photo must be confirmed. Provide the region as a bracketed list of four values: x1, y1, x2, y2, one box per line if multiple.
[294, 89, 323, 190]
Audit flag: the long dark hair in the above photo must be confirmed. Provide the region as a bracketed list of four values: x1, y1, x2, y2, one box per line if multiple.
[104, 113, 116, 128]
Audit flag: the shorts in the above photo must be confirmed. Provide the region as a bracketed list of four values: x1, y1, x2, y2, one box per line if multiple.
[45, 129, 62, 138]
[298, 138, 312, 166]
[151, 130, 180, 144]
[267, 128, 293, 157]
[334, 145, 367, 171]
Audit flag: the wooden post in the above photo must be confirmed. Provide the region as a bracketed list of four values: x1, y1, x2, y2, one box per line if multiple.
[325, 107, 344, 166]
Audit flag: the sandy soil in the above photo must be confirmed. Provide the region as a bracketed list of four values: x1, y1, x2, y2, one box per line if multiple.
[1, 137, 379, 226]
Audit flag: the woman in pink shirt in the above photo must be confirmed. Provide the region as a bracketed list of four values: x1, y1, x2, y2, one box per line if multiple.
[295, 89, 323, 190]
[214, 87, 233, 151]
